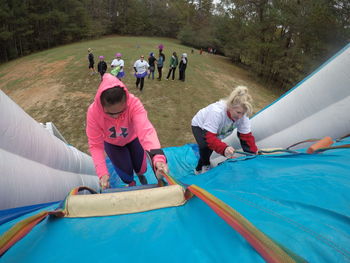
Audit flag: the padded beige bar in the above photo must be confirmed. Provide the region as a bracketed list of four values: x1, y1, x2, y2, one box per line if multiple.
[65, 185, 186, 217]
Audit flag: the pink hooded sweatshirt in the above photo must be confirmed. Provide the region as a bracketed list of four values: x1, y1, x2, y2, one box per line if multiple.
[86, 73, 166, 178]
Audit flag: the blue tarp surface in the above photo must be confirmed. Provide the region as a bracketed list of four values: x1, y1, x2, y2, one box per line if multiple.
[1, 138, 350, 262]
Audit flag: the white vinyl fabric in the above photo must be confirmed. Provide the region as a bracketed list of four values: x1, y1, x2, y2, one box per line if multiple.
[211, 44, 350, 166]
[0, 90, 96, 175]
[0, 149, 99, 210]
[0, 90, 99, 209]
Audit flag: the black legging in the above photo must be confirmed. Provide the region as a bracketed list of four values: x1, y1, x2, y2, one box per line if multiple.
[166, 67, 176, 80]
[192, 126, 213, 171]
[157, 66, 163, 80]
[136, 77, 145, 91]
[104, 138, 146, 184]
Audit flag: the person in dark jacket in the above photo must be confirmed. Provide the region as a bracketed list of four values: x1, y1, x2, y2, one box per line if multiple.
[97, 56, 107, 80]
[157, 50, 165, 81]
[166, 52, 178, 81]
[88, 48, 96, 75]
[148, 52, 157, 80]
[178, 53, 188, 82]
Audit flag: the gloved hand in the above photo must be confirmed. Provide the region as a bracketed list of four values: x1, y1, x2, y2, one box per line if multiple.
[224, 146, 235, 158]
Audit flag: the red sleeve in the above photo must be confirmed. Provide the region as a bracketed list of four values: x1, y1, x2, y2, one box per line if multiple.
[205, 131, 228, 155]
[238, 132, 258, 153]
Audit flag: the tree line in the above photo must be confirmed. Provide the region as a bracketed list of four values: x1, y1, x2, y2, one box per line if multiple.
[0, 0, 349, 90]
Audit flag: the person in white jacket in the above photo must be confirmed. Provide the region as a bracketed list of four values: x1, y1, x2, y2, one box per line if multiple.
[191, 86, 258, 174]
[111, 53, 125, 80]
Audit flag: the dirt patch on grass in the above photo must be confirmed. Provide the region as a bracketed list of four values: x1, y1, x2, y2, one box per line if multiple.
[206, 70, 248, 91]
[40, 61, 68, 78]
[7, 81, 62, 110]
[202, 69, 277, 114]
[1, 59, 70, 85]
[1, 59, 43, 82]
[1, 59, 72, 111]
[67, 91, 93, 100]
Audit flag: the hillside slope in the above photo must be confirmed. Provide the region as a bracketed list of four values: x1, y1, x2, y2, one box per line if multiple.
[0, 36, 279, 153]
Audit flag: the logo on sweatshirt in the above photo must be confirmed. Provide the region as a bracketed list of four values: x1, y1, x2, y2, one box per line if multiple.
[108, 126, 128, 138]
[218, 123, 235, 139]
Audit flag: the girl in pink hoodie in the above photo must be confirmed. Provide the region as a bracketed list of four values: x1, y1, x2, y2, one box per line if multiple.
[86, 73, 168, 189]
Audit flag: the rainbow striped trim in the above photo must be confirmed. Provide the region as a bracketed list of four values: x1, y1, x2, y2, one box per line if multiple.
[161, 171, 305, 263]
[0, 186, 90, 256]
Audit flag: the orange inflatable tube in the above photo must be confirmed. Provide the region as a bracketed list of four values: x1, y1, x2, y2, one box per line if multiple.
[307, 136, 334, 154]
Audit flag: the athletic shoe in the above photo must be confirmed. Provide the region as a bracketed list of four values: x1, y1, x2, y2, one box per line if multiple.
[128, 181, 136, 187]
[194, 169, 202, 175]
[201, 165, 211, 173]
[138, 175, 148, 185]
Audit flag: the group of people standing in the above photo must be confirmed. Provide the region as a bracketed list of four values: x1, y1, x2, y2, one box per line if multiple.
[165, 52, 188, 81]
[87, 48, 188, 90]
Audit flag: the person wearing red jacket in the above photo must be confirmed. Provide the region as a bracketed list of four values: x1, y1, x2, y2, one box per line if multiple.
[191, 86, 258, 174]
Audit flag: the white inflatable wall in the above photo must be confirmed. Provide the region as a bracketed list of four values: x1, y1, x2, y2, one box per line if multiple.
[0, 149, 99, 209]
[211, 43, 350, 166]
[0, 90, 99, 210]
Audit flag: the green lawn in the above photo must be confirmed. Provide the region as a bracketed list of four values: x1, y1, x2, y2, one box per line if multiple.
[0, 36, 281, 153]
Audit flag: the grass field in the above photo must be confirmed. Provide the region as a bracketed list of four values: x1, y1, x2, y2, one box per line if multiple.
[0, 36, 281, 153]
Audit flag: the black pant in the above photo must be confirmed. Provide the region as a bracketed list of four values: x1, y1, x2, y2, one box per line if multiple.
[179, 69, 186, 81]
[148, 66, 155, 79]
[99, 71, 105, 80]
[192, 126, 213, 171]
[157, 66, 163, 80]
[104, 138, 146, 184]
[166, 67, 176, 80]
[136, 77, 145, 91]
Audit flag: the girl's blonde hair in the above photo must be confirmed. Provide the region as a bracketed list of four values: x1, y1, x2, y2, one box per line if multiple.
[225, 86, 253, 116]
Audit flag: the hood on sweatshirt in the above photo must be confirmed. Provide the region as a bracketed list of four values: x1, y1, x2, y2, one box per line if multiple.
[92, 73, 130, 117]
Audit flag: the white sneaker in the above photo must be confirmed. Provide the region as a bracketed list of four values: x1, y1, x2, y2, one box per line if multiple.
[194, 165, 211, 175]
[194, 169, 201, 175]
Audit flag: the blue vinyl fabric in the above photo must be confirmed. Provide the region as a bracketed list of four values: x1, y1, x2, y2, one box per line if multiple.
[106, 154, 159, 187]
[0, 201, 58, 225]
[1, 139, 350, 262]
